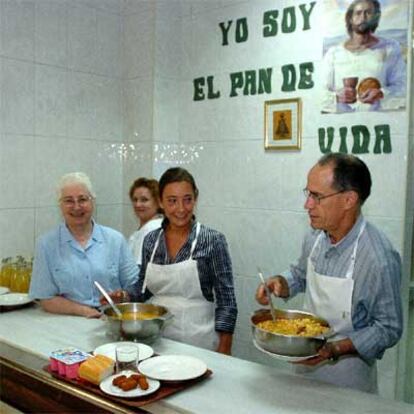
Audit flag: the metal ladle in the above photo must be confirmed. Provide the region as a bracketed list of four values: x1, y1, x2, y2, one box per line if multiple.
[94, 281, 122, 318]
[257, 267, 277, 321]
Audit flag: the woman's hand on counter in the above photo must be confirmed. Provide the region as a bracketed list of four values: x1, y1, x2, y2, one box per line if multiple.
[40, 297, 102, 319]
[84, 307, 102, 318]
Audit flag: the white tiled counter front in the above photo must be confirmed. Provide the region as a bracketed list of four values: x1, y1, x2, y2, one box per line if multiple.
[0, 305, 412, 414]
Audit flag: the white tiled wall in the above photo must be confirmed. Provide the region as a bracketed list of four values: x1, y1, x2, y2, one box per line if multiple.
[0, 0, 412, 403]
[0, 0, 128, 256]
[121, 0, 157, 230]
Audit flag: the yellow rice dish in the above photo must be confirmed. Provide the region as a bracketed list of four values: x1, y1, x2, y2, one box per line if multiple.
[120, 311, 158, 321]
[257, 318, 329, 337]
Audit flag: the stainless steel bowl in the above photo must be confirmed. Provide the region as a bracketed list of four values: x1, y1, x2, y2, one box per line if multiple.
[251, 308, 334, 357]
[103, 302, 173, 344]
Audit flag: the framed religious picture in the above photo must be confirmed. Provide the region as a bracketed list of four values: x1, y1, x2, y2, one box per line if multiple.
[264, 98, 302, 150]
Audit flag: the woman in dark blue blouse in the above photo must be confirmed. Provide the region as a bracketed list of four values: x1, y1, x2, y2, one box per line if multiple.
[131, 167, 238, 355]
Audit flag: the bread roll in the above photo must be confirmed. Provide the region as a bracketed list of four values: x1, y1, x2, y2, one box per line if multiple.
[78, 354, 114, 385]
[358, 77, 381, 97]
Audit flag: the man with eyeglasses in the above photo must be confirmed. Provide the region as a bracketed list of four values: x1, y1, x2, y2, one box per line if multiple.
[29, 172, 138, 318]
[256, 153, 402, 393]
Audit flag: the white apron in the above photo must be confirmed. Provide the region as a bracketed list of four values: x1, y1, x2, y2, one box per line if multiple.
[142, 223, 218, 350]
[297, 221, 378, 393]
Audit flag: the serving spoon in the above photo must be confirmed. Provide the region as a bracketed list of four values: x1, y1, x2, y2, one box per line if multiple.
[257, 267, 277, 322]
[94, 281, 122, 318]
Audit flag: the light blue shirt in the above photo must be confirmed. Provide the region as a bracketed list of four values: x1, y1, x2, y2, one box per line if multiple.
[282, 215, 403, 361]
[29, 222, 139, 307]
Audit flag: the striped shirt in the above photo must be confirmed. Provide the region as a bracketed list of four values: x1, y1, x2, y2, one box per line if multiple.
[282, 215, 403, 361]
[129, 219, 238, 333]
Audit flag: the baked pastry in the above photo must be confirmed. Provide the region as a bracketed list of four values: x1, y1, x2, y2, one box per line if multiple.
[119, 378, 138, 391]
[78, 354, 115, 385]
[131, 373, 149, 390]
[112, 374, 127, 386]
[357, 77, 381, 97]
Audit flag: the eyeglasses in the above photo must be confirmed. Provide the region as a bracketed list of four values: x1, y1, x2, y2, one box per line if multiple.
[303, 188, 344, 204]
[60, 196, 93, 208]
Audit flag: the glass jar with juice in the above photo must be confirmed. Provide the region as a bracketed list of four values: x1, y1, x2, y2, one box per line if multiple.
[9, 256, 25, 292]
[0, 257, 13, 288]
[20, 258, 33, 293]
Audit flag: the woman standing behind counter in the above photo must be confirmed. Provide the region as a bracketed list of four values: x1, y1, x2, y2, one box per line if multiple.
[130, 167, 238, 355]
[128, 178, 163, 265]
[29, 172, 138, 318]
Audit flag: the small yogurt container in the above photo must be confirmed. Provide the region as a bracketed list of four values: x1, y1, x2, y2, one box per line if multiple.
[50, 348, 90, 379]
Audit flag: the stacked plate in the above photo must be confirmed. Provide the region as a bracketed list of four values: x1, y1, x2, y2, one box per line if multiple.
[0, 292, 33, 307]
[0, 287, 10, 295]
[94, 348, 208, 398]
[138, 355, 207, 382]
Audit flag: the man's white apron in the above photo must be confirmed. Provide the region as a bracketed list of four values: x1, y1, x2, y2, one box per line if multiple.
[296, 221, 377, 393]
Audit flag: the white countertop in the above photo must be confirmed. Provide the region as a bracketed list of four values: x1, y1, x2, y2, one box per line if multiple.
[0, 305, 412, 414]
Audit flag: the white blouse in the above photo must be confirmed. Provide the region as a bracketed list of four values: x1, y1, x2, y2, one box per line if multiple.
[128, 217, 163, 266]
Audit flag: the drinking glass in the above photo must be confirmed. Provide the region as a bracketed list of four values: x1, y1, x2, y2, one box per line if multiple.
[342, 77, 359, 88]
[115, 345, 139, 374]
[342, 77, 359, 103]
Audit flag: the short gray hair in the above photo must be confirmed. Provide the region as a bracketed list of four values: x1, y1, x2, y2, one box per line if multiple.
[317, 153, 371, 205]
[57, 172, 96, 201]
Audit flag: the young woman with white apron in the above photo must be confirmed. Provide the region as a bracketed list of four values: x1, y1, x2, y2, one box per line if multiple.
[296, 220, 378, 393]
[141, 222, 219, 351]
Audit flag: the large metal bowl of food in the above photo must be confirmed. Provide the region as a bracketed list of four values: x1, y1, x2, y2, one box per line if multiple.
[251, 308, 334, 357]
[103, 302, 173, 344]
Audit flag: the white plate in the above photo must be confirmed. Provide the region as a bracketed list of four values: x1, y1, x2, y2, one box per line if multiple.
[253, 340, 318, 362]
[93, 342, 154, 362]
[0, 287, 10, 295]
[0, 293, 33, 307]
[100, 371, 160, 398]
[138, 355, 207, 381]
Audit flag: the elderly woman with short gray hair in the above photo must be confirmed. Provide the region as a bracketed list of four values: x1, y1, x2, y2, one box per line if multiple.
[29, 172, 138, 318]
